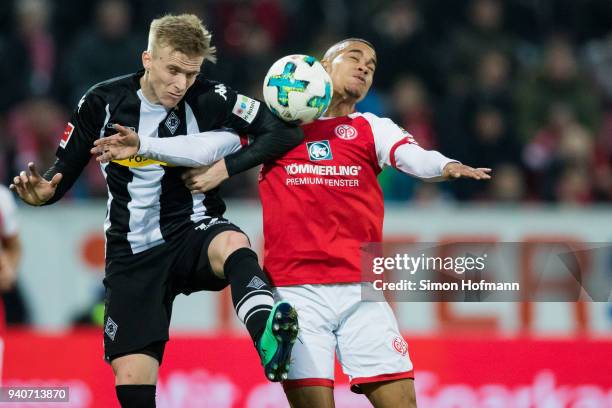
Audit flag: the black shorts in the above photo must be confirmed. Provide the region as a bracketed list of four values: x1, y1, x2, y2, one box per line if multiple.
[102, 218, 244, 363]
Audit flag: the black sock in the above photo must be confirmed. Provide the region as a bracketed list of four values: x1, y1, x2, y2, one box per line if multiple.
[224, 248, 274, 343]
[115, 385, 156, 408]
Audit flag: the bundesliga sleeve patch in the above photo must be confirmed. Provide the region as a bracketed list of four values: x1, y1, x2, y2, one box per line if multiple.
[60, 122, 75, 149]
[232, 94, 260, 124]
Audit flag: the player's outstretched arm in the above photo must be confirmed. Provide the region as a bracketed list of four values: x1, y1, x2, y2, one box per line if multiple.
[383, 136, 492, 182]
[442, 162, 491, 180]
[91, 124, 242, 168]
[371, 114, 491, 182]
[9, 163, 63, 206]
[91, 124, 140, 163]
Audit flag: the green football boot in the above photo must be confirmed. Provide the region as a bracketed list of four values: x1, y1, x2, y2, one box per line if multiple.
[257, 301, 299, 381]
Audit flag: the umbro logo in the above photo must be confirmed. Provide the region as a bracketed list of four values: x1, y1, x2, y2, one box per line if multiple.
[247, 276, 266, 290]
[165, 111, 180, 134]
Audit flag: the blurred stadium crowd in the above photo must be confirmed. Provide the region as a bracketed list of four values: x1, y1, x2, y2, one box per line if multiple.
[0, 0, 611, 204]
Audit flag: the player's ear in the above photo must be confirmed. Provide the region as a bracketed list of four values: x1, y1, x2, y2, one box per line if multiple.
[142, 50, 152, 71]
[321, 59, 331, 74]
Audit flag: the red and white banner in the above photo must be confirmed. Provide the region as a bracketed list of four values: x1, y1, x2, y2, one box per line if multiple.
[2, 328, 611, 407]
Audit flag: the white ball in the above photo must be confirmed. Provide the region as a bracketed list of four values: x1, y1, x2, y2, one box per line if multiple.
[263, 54, 333, 125]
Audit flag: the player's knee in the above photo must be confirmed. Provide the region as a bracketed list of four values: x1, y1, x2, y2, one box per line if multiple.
[111, 354, 158, 385]
[220, 231, 251, 256]
[208, 231, 251, 274]
[114, 368, 152, 385]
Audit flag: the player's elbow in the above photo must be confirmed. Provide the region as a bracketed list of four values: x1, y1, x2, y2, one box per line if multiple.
[197, 146, 217, 166]
[283, 126, 305, 148]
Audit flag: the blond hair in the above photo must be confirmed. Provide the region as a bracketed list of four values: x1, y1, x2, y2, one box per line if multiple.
[148, 14, 217, 63]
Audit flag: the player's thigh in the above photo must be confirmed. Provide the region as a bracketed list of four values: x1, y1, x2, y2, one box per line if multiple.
[187, 218, 249, 278]
[335, 293, 413, 391]
[285, 386, 335, 408]
[360, 378, 417, 408]
[171, 219, 247, 295]
[111, 353, 160, 385]
[275, 286, 337, 383]
[103, 248, 174, 365]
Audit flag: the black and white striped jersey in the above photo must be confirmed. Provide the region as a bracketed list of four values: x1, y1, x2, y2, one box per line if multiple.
[46, 70, 300, 258]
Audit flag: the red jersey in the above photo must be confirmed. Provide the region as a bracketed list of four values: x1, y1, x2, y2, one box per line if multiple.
[259, 113, 419, 286]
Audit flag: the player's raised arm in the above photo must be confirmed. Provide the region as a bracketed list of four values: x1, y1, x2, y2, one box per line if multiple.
[11, 90, 107, 206]
[368, 113, 491, 182]
[9, 163, 63, 206]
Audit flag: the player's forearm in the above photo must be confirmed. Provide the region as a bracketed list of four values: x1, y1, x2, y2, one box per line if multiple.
[395, 144, 458, 181]
[138, 130, 242, 168]
[42, 159, 82, 205]
[224, 126, 304, 176]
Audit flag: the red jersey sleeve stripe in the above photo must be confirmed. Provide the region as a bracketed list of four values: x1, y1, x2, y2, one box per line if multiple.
[239, 133, 249, 147]
[389, 137, 410, 169]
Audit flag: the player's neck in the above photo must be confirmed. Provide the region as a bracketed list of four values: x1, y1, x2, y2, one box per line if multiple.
[326, 97, 357, 118]
[139, 74, 161, 106]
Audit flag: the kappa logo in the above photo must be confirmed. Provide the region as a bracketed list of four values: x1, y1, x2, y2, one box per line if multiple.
[195, 217, 231, 231]
[306, 140, 333, 161]
[334, 124, 358, 140]
[246, 276, 266, 290]
[392, 336, 408, 356]
[165, 111, 180, 134]
[106, 123, 136, 132]
[105, 317, 118, 341]
[215, 84, 227, 101]
[77, 94, 86, 113]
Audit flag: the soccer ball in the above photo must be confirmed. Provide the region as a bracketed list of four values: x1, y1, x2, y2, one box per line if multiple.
[263, 54, 333, 125]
